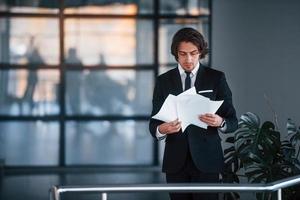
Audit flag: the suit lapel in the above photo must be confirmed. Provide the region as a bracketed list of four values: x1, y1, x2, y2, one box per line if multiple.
[194, 64, 206, 91]
[171, 68, 183, 95]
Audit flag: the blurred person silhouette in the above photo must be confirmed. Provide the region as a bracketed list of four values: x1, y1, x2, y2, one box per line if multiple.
[65, 48, 85, 138]
[65, 47, 83, 115]
[82, 54, 133, 163]
[84, 53, 128, 115]
[23, 37, 44, 112]
[99, 53, 106, 66]
[66, 48, 82, 64]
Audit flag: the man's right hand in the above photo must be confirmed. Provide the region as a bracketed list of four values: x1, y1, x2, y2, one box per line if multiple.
[158, 119, 181, 135]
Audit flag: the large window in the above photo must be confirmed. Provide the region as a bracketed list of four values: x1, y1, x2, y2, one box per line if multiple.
[0, 0, 211, 167]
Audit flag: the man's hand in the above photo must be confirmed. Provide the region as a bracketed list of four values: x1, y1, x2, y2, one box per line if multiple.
[199, 113, 223, 127]
[158, 119, 181, 135]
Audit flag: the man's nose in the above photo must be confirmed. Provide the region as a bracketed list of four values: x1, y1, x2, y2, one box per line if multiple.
[186, 54, 192, 61]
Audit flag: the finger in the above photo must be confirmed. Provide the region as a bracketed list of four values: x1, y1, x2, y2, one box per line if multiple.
[200, 114, 214, 119]
[173, 121, 181, 127]
[170, 119, 179, 126]
[170, 122, 181, 130]
[173, 123, 182, 132]
[199, 117, 217, 126]
[171, 118, 179, 123]
[200, 116, 215, 124]
[203, 113, 214, 117]
[174, 123, 181, 130]
[168, 127, 180, 134]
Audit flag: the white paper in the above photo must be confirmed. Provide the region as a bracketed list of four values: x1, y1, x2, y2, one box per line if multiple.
[152, 87, 224, 132]
[177, 95, 223, 131]
[178, 87, 197, 96]
[152, 94, 178, 122]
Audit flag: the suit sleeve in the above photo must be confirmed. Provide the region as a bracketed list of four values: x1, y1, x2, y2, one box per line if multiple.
[149, 77, 165, 139]
[216, 73, 238, 133]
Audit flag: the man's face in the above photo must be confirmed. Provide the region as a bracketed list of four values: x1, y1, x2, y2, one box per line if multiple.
[177, 41, 200, 72]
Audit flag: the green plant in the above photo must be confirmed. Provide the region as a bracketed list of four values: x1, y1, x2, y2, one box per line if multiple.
[223, 112, 300, 200]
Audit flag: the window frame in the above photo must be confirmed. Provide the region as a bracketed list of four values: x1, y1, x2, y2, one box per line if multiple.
[0, 0, 212, 169]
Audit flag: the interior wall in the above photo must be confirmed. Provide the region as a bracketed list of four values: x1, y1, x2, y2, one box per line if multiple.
[212, 0, 300, 133]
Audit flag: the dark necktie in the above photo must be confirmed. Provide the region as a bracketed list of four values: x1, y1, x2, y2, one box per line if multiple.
[184, 71, 191, 91]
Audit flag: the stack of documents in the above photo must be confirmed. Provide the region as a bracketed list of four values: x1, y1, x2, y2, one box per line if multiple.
[152, 87, 223, 131]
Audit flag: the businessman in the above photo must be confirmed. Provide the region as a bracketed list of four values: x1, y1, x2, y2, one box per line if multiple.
[149, 27, 238, 200]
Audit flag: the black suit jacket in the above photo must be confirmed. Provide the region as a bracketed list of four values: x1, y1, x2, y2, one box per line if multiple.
[149, 65, 238, 173]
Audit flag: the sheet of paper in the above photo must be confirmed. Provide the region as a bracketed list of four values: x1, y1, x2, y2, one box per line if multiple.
[152, 94, 177, 122]
[151, 87, 224, 131]
[177, 95, 223, 131]
[176, 95, 209, 131]
[178, 86, 197, 96]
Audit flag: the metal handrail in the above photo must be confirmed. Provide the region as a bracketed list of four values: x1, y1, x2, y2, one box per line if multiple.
[49, 175, 300, 200]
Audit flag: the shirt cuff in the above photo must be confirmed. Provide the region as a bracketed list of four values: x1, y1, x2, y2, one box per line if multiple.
[156, 127, 166, 140]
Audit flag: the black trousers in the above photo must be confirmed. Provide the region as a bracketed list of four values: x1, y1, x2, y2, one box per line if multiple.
[166, 150, 219, 200]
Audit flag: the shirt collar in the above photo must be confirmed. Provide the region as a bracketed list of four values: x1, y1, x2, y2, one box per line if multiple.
[178, 62, 200, 77]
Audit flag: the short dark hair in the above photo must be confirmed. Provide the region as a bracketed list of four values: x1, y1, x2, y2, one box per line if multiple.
[171, 27, 208, 61]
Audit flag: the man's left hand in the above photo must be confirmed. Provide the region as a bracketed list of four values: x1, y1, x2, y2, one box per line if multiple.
[199, 113, 223, 127]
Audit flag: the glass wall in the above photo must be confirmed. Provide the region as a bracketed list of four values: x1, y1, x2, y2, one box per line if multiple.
[0, 0, 211, 167]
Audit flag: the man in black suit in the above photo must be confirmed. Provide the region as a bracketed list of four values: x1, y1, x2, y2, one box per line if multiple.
[149, 27, 238, 200]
